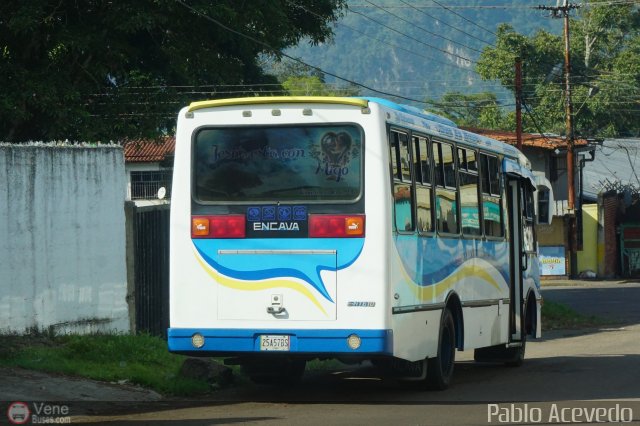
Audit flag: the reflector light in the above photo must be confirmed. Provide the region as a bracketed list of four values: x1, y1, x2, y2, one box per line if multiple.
[191, 215, 245, 238]
[309, 214, 365, 238]
[191, 218, 209, 236]
[347, 334, 361, 350]
[191, 333, 205, 349]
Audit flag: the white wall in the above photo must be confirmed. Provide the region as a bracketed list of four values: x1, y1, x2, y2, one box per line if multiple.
[0, 144, 129, 334]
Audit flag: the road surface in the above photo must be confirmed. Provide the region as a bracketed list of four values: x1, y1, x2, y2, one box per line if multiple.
[2, 280, 639, 425]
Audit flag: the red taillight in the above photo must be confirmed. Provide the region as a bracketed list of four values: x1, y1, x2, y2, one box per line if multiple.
[309, 214, 365, 238]
[191, 215, 245, 238]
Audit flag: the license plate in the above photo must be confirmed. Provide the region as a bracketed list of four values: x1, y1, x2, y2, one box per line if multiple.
[259, 335, 290, 351]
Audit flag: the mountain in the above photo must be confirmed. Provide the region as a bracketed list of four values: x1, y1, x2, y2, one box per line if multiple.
[286, 0, 562, 108]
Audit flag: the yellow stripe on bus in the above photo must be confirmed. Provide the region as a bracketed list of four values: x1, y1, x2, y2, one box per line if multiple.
[188, 96, 369, 112]
[194, 251, 329, 316]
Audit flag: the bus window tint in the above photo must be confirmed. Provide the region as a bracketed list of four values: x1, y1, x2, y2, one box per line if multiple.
[390, 130, 414, 232]
[433, 141, 459, 234]
[458, 148, 480, 236]
[193, 126, 362, 202]
[480, 153, 504, 237]
[414, 136, 433, 233]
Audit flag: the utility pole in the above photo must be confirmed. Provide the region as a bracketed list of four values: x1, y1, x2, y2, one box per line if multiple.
[515, 57, 523, 151]
[536, 1, 580, 275]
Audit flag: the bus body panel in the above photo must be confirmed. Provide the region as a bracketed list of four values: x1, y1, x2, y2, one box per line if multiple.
[170, 101, 392, 356]
[169, 97, 545, 363]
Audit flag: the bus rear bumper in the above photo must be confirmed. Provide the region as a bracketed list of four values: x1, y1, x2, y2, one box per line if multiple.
[168, 328, 393, 356]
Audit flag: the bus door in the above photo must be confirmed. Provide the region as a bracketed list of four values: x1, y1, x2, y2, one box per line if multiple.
[504, 160, 536, 343]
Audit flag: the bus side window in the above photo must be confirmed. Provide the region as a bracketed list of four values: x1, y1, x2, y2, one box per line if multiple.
[458, 148, 481, 236]
[433, 141, 459, 234]
[479, 153, 504, 238]
[390, 130, 414, 232]
[414, 136, 433, 233]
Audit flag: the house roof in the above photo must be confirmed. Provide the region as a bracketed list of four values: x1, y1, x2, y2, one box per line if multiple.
[124, 136, 175, 163]
[460, 127, 588, 150]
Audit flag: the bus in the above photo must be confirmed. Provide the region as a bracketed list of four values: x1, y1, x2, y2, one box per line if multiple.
[168, 96, 553, 389]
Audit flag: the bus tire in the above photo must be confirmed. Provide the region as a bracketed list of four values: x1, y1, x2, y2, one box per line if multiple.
[243, 358, 306, 385]
[426, 308, 456, 390]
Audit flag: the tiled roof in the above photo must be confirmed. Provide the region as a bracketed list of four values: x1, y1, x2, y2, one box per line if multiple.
[461, 127, 588, 150]
[124, 136, 175, 163]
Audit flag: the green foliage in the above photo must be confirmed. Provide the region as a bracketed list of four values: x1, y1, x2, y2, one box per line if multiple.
[288, 0, 562, 107]
[541, 300, 606, 331]
[475, 2, 640, 137]
[0, 0, 346, 142]
[0, 333, 215, 396]
[275, 60, 360, 96]
[426, 91, 510, 129]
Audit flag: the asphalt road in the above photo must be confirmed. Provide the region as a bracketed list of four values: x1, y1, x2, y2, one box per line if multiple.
[3, 280, 640, 425]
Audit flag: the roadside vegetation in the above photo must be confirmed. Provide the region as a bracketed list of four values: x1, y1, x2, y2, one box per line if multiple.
[0, 333, 220, 396]
[0, 300, 608, 396]
[541, 300, 608, 330]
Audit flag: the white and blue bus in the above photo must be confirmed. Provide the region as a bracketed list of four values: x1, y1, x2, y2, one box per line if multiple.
[168, 96, 552, 389]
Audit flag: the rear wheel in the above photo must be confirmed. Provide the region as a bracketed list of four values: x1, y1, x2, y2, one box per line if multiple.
[426, 308, 456, 390]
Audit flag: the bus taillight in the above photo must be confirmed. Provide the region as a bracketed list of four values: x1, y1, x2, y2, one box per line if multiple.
[191, 215, 246, 238]
[308, 214, 365, 238]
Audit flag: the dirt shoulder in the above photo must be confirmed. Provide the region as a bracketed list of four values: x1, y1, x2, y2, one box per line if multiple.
[0, 366, 162, 403]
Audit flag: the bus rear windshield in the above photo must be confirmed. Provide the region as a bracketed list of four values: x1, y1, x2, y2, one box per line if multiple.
[193, 125, 363, 203]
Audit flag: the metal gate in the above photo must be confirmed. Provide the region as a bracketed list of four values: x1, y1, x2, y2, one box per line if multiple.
[620, 223, 640, 278]
[125, 202, 170, 337]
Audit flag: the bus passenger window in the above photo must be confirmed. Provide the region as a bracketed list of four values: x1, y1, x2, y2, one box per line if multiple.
[390, 130, 414, 232]
[433, 141, 459, 234]
[415, 136, 433, 233]
[480, 153, 504, 237]
[459, 148, 481, 236]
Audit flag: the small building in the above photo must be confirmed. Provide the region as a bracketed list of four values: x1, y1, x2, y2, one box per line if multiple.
[123, 137, 175, 201]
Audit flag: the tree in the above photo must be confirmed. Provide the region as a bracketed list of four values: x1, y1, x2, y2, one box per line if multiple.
[275, 61, 360, 96]
[425, 92, 510, 129]
[474, 1, 640, 138]
[0, 0, 346, 142]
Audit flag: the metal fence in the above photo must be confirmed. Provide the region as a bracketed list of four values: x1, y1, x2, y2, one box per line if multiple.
[130, 170, 172, 200]
[125, 202, 170, 338]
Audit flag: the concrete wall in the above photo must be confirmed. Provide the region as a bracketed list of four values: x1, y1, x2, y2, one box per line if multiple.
[0, 144, 129, 334]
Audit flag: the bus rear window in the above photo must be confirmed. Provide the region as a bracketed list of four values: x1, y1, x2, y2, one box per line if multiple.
[193, 125, 363, 203]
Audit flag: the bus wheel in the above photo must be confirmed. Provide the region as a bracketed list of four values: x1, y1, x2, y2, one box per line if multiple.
[426, 308, 456, 390]
[243, 358, 306, 385]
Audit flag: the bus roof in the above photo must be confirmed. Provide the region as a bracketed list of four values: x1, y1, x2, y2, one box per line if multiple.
[360, 97, 457, 128]
[187, 96, 369, 112]
[184, 96, 526, 163]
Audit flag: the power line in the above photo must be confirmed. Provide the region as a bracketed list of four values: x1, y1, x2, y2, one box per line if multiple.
[430, 0, 498, 38]
[397, 0, 495, 47]
[361, 0, 483, 54]
[173, 0, 431, 105]
[285, 0, 476, 72]
[347, 6, 475, 64]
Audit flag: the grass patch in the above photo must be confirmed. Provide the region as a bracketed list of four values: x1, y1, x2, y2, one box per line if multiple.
[0, 333, 221, 396]
[542, 300, 607, 330]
